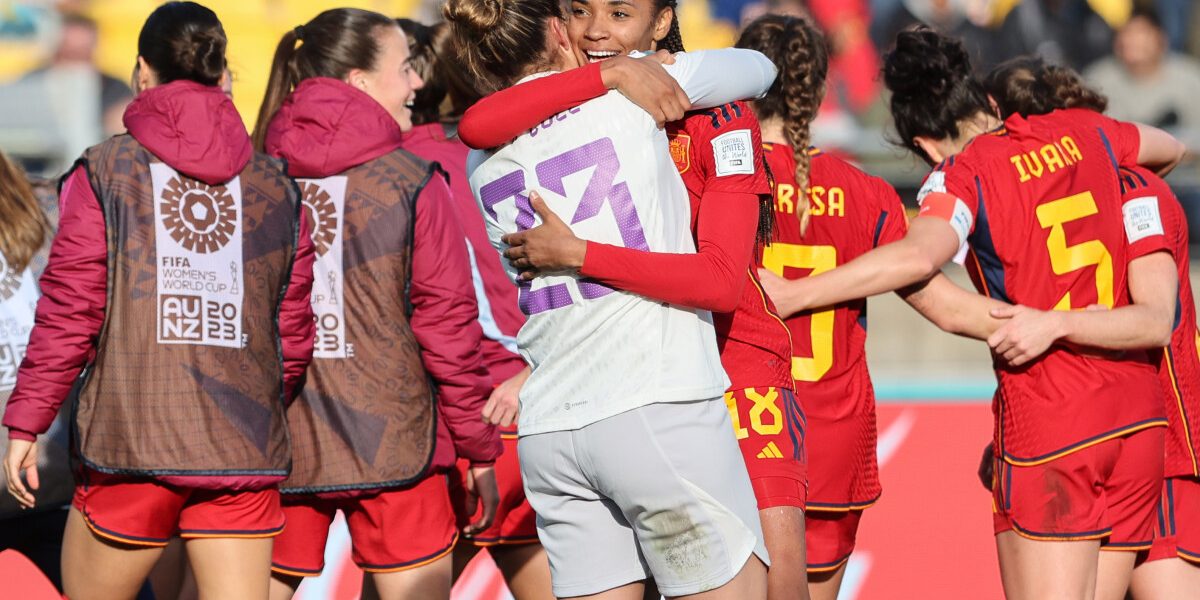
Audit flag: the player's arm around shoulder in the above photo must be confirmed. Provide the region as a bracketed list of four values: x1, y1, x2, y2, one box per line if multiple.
[665, 49, 777, 109]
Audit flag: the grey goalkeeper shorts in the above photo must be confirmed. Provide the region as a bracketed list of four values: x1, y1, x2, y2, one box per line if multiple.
[518, 398, 769, 597]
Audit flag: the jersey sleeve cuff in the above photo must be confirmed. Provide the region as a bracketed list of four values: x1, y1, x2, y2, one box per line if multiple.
[1126, 238, 1172, 262]
[7, 428, 36, 442]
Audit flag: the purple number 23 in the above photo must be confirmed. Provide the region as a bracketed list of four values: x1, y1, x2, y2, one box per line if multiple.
[480, 137, 649, 315]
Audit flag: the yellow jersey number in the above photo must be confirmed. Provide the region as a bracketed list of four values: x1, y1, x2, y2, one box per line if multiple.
[762, 243, 837, 382]
[724, 388, 784, 440]
[1035, 191, 1114, 311]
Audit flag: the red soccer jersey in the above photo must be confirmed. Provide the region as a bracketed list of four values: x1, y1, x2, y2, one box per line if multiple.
[1118, 165, 1200, 477]
[762, 145, 907, 508]
[918, 108, 1166, 465]
[667, 102, 794, 391]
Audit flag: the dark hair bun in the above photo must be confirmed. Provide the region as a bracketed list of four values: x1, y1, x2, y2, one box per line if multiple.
[884, 26, 973, 101]
[444, 0, 505, 37]
[985, 56, 1108, 119]
[138, 1, 227, 87]
[176, 26, 226, 84]
[881, 26, 991, 163]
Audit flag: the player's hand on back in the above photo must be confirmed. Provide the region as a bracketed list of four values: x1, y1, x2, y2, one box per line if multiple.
[502, 192, 587, 278]
[757, 268, 807, 319]
[599, 51, 690, 128]
[986, 305, 1065, 367]
[482, 366, 529, 428]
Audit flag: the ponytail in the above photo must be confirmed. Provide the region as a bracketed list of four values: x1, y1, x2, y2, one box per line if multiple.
[251, 8, 398, 151]
[252, 29, 300, 151]
[984, 56, 1107, 119]
[737, 15, 828, 236]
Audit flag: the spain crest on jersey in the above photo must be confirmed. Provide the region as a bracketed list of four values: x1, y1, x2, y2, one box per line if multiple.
[669, 133, 691, 175]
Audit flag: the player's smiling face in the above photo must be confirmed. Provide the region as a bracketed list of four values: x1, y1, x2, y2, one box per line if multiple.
[568, 0, 673, 64]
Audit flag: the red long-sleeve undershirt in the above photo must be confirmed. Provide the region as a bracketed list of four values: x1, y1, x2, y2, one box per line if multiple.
[461, 60, 762, 313]
[580, 190, 759, 314]
[458, 62, 607, 150]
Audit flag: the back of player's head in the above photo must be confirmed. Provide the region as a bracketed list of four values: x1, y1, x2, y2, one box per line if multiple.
[883, 26, 990, 163]
[137, 1, 227, 87]
[737, 14, 827, 235]
[252, 7, 397, 150]
[985, 56, 1107, 119]
[443, 0, 564, 95]
[0, 150, 50, 274]
[396, 19, 481, 125]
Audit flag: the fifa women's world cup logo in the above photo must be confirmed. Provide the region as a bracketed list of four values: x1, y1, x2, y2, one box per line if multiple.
[160, 177, 238, 254]
[0, 253, 21, 302]
[301, 181, 339, 257]
[299, 176, 349, 359]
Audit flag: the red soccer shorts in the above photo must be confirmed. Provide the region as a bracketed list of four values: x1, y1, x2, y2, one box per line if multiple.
[993, 427, 1164, 550]
[271, 474, 457, 576]
[450, 432, 538, 546]
[725, 387, 808, 509]
[72, 469, 283, 547]
[1146, 476, 1200, 564]
[805, 509, 864, 573]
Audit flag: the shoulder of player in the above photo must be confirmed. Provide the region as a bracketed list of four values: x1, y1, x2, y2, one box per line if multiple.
[810, 151, 902, 221]
[934, 143, 994, 183]
[1120, 166, 1182, 217]
[681, 102, 758, 138]
[807, 150, 890, 192]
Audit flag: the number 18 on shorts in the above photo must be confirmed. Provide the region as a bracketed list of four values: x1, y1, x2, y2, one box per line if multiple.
[725, 387, 809, 509]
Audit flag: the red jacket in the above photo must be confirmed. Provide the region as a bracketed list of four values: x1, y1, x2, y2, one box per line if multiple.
[3, 81, 317, 488]
[267, 78, 501, 468]
[402, 123, 527, 385]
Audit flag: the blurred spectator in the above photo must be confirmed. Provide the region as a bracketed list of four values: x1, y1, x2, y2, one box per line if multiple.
[1154, 0, 1192, 52]
[21, 13, 132, 138]
[736, 0, 885, 152]
[873, 0, 994, 72]
[990, 0, 1115, 71]
[1084, 7, 1200, 133]
[806, 0, 882, 114]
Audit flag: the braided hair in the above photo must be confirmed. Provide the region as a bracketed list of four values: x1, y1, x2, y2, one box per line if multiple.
[737, 15, 828, 236]
[656, 0, 685, 52]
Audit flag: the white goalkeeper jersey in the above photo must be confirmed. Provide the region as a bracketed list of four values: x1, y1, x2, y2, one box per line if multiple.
[467, 49, 776, 435]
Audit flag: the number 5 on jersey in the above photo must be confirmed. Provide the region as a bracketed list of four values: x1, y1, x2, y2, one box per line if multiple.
[1037, 190, 1114, 311]
[762, 242, 837, 381]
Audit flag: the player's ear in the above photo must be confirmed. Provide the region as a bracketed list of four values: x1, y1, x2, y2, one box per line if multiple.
[652, 6, 673, 43]
[549, 17, 571, 53]
[987, 94, 1001, 118]
[913, 136, 945, 165]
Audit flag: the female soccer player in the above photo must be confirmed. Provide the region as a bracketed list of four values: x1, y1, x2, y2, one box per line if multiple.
[3, 3, 316, 599]
[759, 27, 1184, 600]
[981, 57, 1200, 599]
[736, 16, 894, 598]
[0, 151, 72, 590]
[458, 2, 810, 596]
[445, 0, 780, 596]
[252, 9, 501, 600]
[395, 18, 553, 600]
